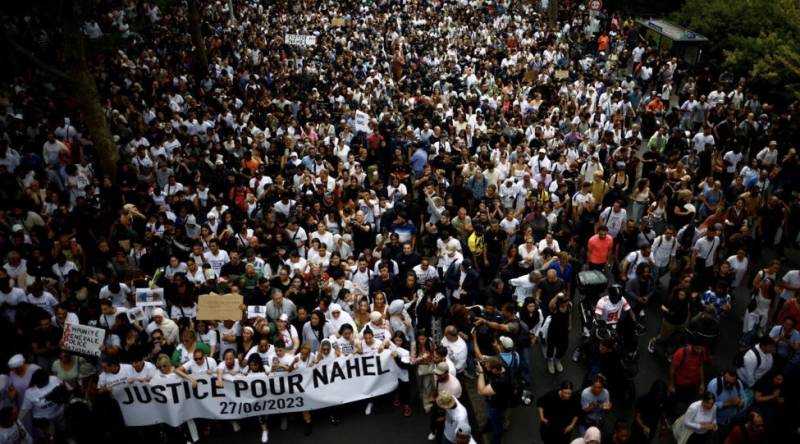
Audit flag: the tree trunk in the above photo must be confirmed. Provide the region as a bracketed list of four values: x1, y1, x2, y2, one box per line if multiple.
[548, 0, 558, 27]
[62, 0, 118, 179]
[188, 0, 209, 76]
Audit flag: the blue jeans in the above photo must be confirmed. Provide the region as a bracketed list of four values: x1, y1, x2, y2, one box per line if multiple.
[518, 347, 531, 386]
[484, 401, 506, 444]
[465, 339, 475, 375]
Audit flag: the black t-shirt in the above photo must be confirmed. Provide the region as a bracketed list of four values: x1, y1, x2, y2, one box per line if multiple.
[537, 389, 580, 430]
[486, 370, 514, 408]
[664, 295, 690, 325]
[485, 228, 507, 257]
[539, 279, 565, 306]
[634, 393, 665, 429]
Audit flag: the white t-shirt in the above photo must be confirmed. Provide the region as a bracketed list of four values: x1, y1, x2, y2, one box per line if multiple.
[651, 235, 677, 267]
[499, 217, 520, 235]
[726, 255, 750, 288]
[245, 346, 277, 370]
[693, 236, 720, 267]
[21, 376, 64, 420]
[722, 151, 742, 173]
[99, 284, 132, 308]
[0, 420, 32, 444]
[780, 270, 800, 301]
[0, 287, 25, 320]
[129, 362, 157, 382]
[203, 250, 230, 277]
[181, 356, 218, 375]
[692, 133, 715, 153]
[98, 364, 133, 389]
[217, 322, 240, 358]
[624, 251, 654, 280]
[599, 207, 627, 237]
[25, 292, 58, 315]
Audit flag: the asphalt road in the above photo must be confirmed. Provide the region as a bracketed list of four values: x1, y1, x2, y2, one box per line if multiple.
[156, 248, 788, 444]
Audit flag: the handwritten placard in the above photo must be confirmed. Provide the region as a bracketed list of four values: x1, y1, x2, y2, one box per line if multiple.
[60, 323, 105, 357]
[197, 293, 243, 321]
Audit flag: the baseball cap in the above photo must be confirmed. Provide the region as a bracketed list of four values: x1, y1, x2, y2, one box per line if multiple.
[278, 313, 289, 322]
[499, 336, 514, 350]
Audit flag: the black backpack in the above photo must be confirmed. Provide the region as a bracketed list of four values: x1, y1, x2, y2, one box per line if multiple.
[501, 352, 523, 407]
[733, 346, 761, 369]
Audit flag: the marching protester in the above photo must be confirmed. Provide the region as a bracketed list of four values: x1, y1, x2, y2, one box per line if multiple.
[0, 1, 799, 444]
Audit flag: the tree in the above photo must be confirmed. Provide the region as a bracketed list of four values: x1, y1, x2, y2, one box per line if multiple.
[672, 0, 800, 100]
[188, 0, 209, 76]
[5, 0, 119, 178]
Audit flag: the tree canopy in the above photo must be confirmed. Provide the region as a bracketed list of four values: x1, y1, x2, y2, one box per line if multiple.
[672, 0, 800, 100]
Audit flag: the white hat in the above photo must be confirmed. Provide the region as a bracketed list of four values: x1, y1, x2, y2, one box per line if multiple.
[278, 313, 289, 322]
[369, 311, 382, 322]
[499, 336, 514, 350]
[7, 354, 24, 370]
[11, 224, 23, 233]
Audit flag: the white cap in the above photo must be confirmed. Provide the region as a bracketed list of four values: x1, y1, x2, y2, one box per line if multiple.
[7, 354, 24, 369]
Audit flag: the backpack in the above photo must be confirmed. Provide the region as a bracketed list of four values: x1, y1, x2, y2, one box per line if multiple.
[502, 352, 523, 407]
[733, 346, 761, 369]
[713, 375, 743, 396]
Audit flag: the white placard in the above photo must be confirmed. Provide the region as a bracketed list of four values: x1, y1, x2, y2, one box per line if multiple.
[247, 305, 268, 319]
[60, 323, 106, 357]
[285, 34, 317, 46]
[355, 110, 371, 133]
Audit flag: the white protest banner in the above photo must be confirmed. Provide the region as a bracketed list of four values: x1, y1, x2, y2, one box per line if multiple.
[60, 323, 105, 357]
[285, 34, 317, 47]
[113, 351, 399, 427]
[354, 110, 371, 133]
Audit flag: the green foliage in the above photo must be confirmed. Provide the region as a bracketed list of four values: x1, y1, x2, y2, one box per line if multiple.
[672, 0, 800, 100]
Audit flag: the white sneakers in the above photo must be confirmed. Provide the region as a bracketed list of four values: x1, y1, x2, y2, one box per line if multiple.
[261, 430, 268, 443]
[232, 421, 241, 433]
[365, 401, 374, 416]
[547, 358, 555, 374]
[555, 359, 564, 373]
[280, 417, 288, 431]
[427, 433, 437, 441]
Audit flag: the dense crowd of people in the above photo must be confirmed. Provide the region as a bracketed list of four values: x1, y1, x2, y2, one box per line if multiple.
[1, 0, 800, 443]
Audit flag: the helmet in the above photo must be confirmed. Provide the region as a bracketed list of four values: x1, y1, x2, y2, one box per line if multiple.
[608, 284, 623, 304]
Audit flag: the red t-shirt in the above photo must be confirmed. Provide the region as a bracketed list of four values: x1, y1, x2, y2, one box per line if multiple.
[598, 35, 609, 52]
[671, 346, 706, 387]
[587, 234, 614, 265]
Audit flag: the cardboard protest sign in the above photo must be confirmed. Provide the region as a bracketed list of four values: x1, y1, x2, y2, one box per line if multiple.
[555, 69, 570, 80]
[332, 17, 346, 27]
[197, 293, 243, 320]
[60, 323, 105, 357]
